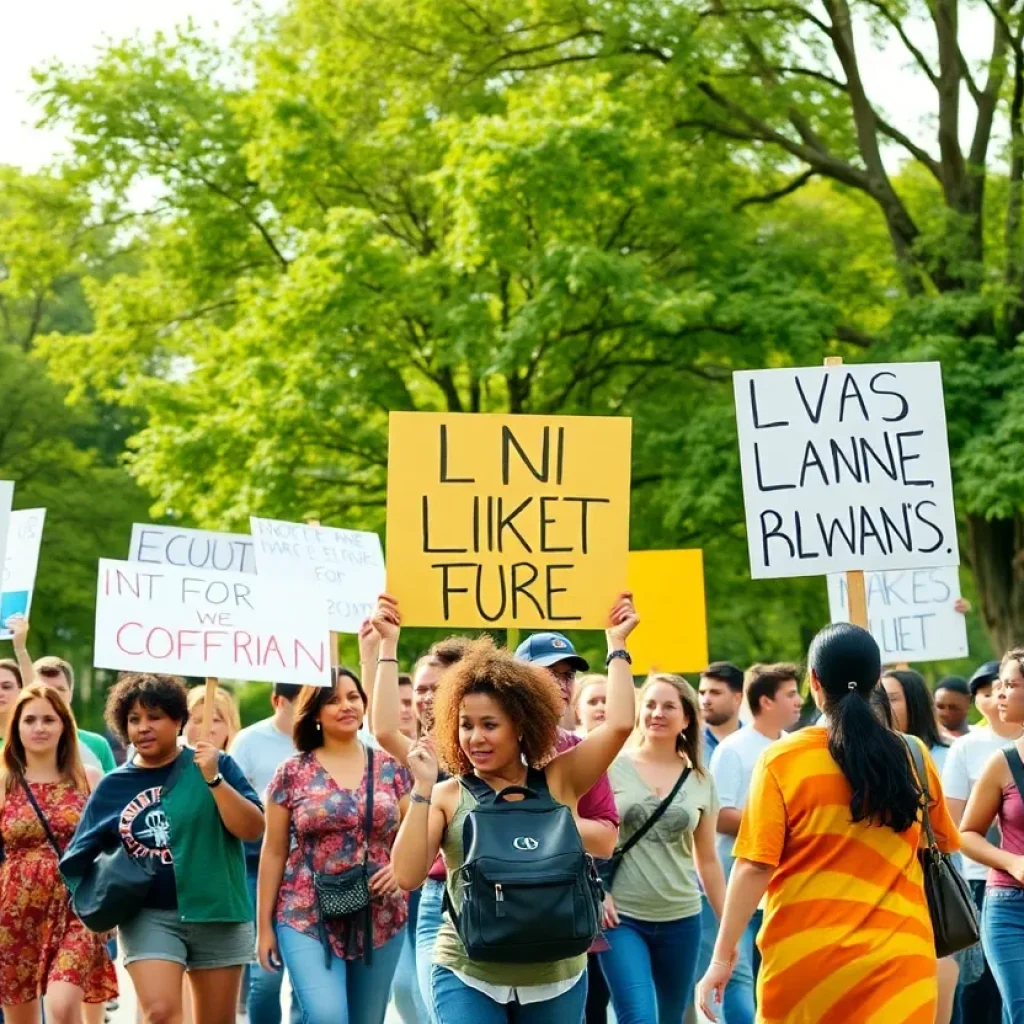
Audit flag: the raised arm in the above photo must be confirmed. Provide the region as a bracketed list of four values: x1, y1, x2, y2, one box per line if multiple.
[961, 752, 1021, 879]
[194, 743, 264, 842]
[368, 595, 413, 765]
[8, 615, 34, 686]
[550, 593, 638, 803]
[359, 618, 381, 731]
[391, 737, 450, 890]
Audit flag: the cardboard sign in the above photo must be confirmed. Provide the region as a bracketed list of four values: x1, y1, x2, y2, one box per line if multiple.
[249, 518, 385, 634]
[733, 362, 958, 579]
[827, 566, 968, 663]
[129, 524, 255, 575]
[386, 412, 632, 628]
[0, 509, 46, 638]
[94, 559, 331, 685]
[628, 550, 708, 674]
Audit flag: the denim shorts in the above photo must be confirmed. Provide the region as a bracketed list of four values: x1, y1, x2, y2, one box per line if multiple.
[120, 908, 256, 970]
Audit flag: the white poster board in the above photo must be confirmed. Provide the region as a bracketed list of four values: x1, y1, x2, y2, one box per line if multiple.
[0, 482, 13, 619]
[250, 517, 385, 634]
[733, 362, 959, 579]
[129, 523, 255, 574]
[827, 566, 969, 663]
[94, 559, 331, 685]
[1, 508, 46, 638]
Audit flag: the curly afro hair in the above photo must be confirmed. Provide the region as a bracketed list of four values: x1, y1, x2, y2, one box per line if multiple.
[428, 635, 476, 668]
[105, 673, 189, 744]
[432, 636, 564, 775]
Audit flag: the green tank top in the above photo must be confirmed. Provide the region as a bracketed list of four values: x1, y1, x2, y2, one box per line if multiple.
[433, 781, 588, 986]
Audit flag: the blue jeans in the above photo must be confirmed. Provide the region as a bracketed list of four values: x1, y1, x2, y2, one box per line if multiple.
[983, 886, 1024, 1023]
[693, 893, 755, 1024]
[598, 912, 702, 1024]
[276, 923, 403, 1024]
[246, 868, 302, 1024]
[416, 878, 445, 1022]
[393, 888, 429, 1023]
[430, 965, 587, 1023]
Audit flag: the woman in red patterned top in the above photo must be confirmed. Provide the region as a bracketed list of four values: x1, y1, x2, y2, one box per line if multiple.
[0, 685, 117, 1024]
[257, 669, 410, 1024]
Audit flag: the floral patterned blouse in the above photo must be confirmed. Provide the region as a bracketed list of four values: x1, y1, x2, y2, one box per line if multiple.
[269, 746, 410, 959]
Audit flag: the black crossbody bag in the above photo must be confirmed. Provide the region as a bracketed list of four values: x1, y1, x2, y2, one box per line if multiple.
[598, 765, 691, 889]
[903, 736, 979, 957]
[302, 745, 376, 967]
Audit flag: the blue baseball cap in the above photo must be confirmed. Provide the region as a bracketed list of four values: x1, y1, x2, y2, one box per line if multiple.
[514, 632, 589, 672]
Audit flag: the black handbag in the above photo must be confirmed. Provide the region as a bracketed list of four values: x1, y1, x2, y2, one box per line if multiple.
[302, 745, 375, 967]
[597, 765, 691, 890]
[903, 736, 980, 957]
[61, 751, 186, 933]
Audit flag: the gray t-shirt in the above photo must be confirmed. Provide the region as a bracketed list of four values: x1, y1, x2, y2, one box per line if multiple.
[229, 717, 297, 802]
[608, 755, 719, 922]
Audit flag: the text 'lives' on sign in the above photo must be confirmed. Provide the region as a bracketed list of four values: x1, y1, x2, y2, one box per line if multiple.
[733, 362, 959, 579]
[385, 412, 632, 629]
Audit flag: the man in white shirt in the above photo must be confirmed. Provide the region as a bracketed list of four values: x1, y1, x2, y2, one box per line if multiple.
[693, 663, 802, 1024]
[942, 660, 1017, 1024]
[229, 683, 303, 1024]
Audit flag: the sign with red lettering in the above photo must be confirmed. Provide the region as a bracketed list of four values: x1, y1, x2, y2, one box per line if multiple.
[93, 559, 331, 685]
[733, 362, 959, 579]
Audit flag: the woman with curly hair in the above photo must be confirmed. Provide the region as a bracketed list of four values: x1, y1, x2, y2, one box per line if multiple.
[0, 685, 115, 1024]
[390, 593, 639, 1023]
[60, 673, 264, 1024]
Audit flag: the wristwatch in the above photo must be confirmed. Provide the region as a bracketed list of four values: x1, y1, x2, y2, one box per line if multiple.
[206, 773, 224, 788]
[605, 649, 632, 667]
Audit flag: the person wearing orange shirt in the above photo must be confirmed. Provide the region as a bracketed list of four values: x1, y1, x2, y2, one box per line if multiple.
[697, 622, 959, 1023]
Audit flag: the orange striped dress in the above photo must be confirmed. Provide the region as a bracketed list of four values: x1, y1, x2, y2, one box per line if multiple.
[734, 727, 958, 1023]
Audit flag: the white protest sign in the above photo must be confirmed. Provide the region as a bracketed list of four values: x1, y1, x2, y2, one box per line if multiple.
[129, 523, 255, 574]
[1, 509, 46, 638]
[733, 362, 959, 579]
[250, 518, 385, 634]
[94, 559, 331, 685]
[827, 566, 968, 663]
[0, 483, 12, 618]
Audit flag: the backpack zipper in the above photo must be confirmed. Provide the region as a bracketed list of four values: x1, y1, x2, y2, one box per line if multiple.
[495, 883, 505, 917]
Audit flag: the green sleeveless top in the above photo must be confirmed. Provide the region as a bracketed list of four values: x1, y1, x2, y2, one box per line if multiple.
[433, 781, 589, 986]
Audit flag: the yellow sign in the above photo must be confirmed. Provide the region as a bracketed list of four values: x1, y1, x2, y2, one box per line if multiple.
[628, 550, 708, 674]
[386, 412, 632, 628]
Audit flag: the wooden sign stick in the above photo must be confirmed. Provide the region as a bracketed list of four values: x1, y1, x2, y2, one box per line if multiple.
[824, 356, 869, 629]
[201, 676, 218, 741]
[306, 518, 341, 669]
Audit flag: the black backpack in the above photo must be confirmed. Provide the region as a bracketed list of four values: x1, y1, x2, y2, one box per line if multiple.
[444, 769, 603, 964]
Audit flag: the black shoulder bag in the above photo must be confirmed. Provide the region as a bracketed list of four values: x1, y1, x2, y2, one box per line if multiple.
[303, 745, 376, 968]
[597, 765, 691, 890]
[903, 736, 979, 957]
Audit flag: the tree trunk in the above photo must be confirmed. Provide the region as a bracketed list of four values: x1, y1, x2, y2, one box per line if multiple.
[966, 512, 1024, 656]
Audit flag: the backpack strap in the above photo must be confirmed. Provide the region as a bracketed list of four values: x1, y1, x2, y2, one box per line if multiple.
[459, 768, 552, 805]
[1003, 745, 1024, 799]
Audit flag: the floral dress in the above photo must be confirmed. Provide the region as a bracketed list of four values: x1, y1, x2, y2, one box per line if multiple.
[0, 779, 118, 1005]
[269, 748, 410, 960]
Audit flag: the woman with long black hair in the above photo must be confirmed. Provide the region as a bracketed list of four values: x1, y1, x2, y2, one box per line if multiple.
[697, 623, 959, 1023]
[883, 669, 952, 772]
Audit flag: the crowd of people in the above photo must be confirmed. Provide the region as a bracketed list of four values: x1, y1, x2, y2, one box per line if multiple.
[3, 597, 1024, 1023]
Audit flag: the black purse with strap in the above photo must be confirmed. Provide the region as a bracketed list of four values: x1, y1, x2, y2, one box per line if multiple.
[903, 736, 980, 957]
[597, 765, 691, 890]
[302, 745, 376, 968]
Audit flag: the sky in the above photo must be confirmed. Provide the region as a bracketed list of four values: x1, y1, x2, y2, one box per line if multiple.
[0, 0, 996, 175]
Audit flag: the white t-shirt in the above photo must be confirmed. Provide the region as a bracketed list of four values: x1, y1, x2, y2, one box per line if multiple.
[709, 724, 778, 872]
[229, 717, 297, 803]
[941, 727, 1011, 881]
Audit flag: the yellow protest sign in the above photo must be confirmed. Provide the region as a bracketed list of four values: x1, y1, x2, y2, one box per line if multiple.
[386, 412, 632, 628]
[628, 550, 708, 674]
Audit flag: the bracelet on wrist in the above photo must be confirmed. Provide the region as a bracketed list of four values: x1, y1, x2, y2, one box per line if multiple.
[378, 656, 400, 665]
[410, 791, 432, 806]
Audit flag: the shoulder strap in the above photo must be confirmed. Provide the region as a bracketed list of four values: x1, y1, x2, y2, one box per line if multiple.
[616, 764, 691, 861]
[160, 747, 191, 798]
[20, 777, 63, 857]
[362, 745, 374, 867]
[1003, 745, 1024, 801]
[902, 735, 938, 851]
[459, 768, 552, 805]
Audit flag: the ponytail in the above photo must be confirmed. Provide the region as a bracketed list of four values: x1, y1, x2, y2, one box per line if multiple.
[810, 623, 921, 833]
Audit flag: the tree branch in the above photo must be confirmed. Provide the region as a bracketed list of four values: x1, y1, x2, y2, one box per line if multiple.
[734, 169, 817, 208]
